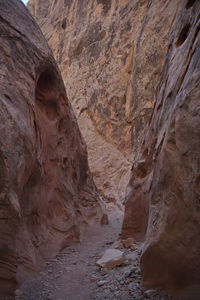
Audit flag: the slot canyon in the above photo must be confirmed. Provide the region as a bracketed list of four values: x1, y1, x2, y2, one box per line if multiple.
[0, 0, 199, 300]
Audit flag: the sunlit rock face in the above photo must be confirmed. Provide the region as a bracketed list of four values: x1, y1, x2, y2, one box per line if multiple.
[27, 0, 178, 206]
[123, 0, 200, 297]
[0, 0, 101, 295]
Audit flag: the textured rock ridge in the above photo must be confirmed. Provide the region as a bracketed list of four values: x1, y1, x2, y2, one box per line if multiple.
[123, 0, 200, 296]
[0, 0, 101, 295]
[27, 0, 180, 205]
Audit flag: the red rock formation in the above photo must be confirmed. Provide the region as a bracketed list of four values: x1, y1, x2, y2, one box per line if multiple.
[123, 0, 200, 296]
[27, 0, 180, 206]
[0, 0, 101, 295]
[26, 0, 200, 295]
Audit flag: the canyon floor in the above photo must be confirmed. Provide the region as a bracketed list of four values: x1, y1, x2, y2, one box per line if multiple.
[5, 206, 172, 300]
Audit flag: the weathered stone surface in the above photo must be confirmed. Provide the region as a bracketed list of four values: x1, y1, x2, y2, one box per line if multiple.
[27, 0, 200, 295]
[123, 0, 200, 296]
[96, 249, 124, 269]
[0, 0, 101, 295]
[27, 0, 179, 205]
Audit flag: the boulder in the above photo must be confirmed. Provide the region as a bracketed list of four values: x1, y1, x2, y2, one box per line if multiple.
[122, 238, 135, 249]
[96, 249, 124, 269]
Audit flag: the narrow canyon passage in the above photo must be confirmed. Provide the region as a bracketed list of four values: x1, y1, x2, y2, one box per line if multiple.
[11, 207, 171, 300]
[0, 1, 199, 300]
[18, 207, 124, 300]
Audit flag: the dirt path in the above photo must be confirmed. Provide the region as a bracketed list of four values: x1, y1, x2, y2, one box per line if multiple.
[19, 208, 123, 300]
[12, 207, 172, 300]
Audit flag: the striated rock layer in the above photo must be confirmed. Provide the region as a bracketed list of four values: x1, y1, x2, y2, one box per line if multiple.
[0, 0, 101, 295]
[123, 0, 200, 297]
[27, 0, 180, 205]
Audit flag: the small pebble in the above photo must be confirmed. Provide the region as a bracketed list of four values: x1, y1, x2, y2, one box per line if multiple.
[97, 280, 107, 287]
[14, 290, 23, 296]
[143, 289, 158, 298]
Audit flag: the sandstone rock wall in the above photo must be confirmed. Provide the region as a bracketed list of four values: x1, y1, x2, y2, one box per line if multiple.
[0, 0, 101, 295]
[27, 0, 180, 205]
[26, 0, 200, 295]
[123, 0, 200, 296]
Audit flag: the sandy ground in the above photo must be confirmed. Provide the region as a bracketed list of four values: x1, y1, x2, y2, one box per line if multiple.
[2, 206, 173, 300]
[19, 207, 124, 300]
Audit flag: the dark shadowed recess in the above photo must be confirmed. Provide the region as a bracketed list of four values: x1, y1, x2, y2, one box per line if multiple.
[35, 67, 60, 120]
[175, 23, 191, 47]
[185, 0, 196, 9]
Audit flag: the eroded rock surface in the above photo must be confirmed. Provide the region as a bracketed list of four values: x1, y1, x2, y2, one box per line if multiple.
[27, 0, 179, 204]
[0, 0, 101, 295]
[123, 0, 200, 296]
